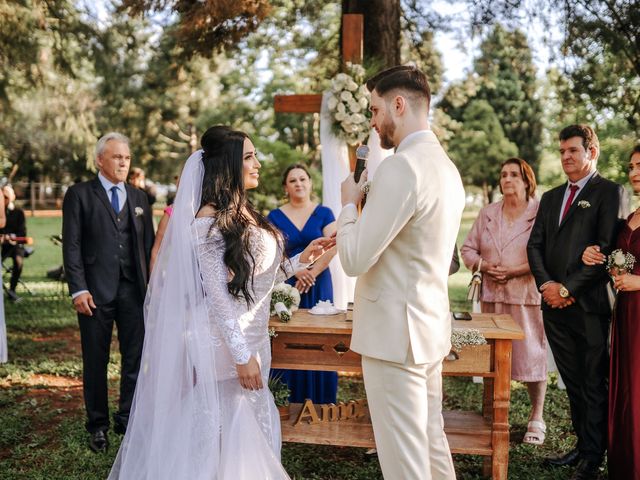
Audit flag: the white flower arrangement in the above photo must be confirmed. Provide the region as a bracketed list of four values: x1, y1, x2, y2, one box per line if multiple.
[360, 180, 371, 195]
[134, 206, 144, 217]
[270, 282, 301, 322]
[326, 62, 370, 146]
[450, 328, 487, 353]
[577, 200, 591, 209]
[607, 248, 636, 275]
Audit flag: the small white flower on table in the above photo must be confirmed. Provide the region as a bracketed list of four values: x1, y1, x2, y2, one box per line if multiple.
[134, 207, 144, 217]
[577, 200, 591, 209]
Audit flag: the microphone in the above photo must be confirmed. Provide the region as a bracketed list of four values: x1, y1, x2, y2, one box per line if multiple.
[354, 145, 369, 183]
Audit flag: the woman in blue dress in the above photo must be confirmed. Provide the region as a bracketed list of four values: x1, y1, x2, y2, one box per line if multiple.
[268, 164, 338, 404]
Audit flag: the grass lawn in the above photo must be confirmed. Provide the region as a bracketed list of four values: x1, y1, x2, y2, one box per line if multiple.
[0, 215, 603, 479]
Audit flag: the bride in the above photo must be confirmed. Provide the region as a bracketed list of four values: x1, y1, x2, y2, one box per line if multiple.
[108, 126, 334, 479]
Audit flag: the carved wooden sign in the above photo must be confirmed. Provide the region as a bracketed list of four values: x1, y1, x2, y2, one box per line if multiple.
[293, 398, 369, 426]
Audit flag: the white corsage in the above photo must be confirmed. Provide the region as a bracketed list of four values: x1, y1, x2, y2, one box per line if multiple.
[360, 180, 371, 195]
[607, 248, 636, 275]
[134, 206, 144, 217]
[445, 328, 487, 361]
[270, 282, 301, 322]
[577, 200, 591, 209]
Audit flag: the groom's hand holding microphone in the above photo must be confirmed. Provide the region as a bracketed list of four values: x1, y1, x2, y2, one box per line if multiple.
[341, 145, 369, 207]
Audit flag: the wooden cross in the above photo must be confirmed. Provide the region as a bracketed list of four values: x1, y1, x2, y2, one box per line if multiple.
[273, 14, 364, 169]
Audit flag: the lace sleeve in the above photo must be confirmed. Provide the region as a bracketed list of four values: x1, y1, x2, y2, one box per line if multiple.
[276, 253, 311, 284]
[198, 229, 251, 365]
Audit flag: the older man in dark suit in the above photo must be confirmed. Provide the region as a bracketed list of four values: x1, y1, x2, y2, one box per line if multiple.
[528, 124, 626, 480]
[63, 132, 154, 452]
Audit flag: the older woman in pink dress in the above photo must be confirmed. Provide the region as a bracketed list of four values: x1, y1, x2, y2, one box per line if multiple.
[461, 157, 547, 445]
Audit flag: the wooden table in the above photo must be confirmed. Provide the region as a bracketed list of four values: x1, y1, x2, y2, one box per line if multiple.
[270, 310, 524, 480]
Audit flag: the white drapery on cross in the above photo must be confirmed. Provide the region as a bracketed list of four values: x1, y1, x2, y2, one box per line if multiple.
[320, 92, 392, 309]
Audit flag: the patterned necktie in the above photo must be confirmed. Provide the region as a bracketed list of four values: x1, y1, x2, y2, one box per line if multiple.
[110, 186, 120, 214]
[561, 184, 579, 222]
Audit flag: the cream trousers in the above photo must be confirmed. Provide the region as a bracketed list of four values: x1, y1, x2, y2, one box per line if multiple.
[362, 352, 456, 480]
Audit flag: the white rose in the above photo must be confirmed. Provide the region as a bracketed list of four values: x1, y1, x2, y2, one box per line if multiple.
[346, 80, 359, 91]
[336, 73, 349, 83]
[358, 85, 369, 96]
[351, 113, 365, 124]
[341, 122, 355, 133]
[359, 96, 369, 108]
[614, 251, 626, 265]
[340, 91, 354, 102]
[327, 95, 338, 110]
[336, 102, 346, 114]
[348, 101, 361, 113]
[291, 289, 300, 310]
[335, 112, 346, 121]
[352, 64, 366, 77]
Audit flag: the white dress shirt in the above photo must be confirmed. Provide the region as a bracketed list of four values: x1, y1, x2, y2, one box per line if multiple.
[558, 170, 596, 225]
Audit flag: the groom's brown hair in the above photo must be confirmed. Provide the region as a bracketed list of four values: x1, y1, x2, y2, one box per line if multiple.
[365, 65, 431, 109]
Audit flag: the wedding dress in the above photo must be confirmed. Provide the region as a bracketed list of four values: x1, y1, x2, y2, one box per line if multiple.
[109, 150, 297, 479]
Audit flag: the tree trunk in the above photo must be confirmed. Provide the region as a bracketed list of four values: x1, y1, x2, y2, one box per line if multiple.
[342, 0, 400, 69]
[482, 181, 490, 205]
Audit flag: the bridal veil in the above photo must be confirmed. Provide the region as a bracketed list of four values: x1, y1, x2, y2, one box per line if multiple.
[109, 150, 289, 479]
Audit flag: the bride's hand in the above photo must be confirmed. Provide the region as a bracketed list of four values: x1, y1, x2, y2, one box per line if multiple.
[582, 245, 606, 266]
[236, 356, 263, 390]
[300, 236, 336, 264]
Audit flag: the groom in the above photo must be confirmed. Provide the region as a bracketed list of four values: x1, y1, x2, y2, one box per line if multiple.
[337, 66, 464, 479]
[63, 132, 154, 452]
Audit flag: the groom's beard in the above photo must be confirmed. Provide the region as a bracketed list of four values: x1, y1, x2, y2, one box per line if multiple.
[379, 117, 396, 150]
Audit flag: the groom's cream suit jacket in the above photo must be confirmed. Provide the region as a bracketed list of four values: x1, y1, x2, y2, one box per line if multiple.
[337, 130, 465, 365]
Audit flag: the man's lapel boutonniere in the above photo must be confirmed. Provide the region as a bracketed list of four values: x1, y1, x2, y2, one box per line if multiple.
[134, 206, 144, 217]
[360, 180, 371, 196]
[577, 200, 591, 209]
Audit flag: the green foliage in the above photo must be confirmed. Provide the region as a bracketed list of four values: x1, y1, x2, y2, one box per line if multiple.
[562, 1, 640, 133]
[268, 374, 291, 406]
[473, 25, 543, 170]
[458, 0, 640, 134]
[119, 0, 271, 57]
[447, 99, 518, 202]
[438, 24, 543, 194]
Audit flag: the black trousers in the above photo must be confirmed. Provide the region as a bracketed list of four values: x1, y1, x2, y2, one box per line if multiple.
[78, 277, 144, 433]
[2, 243, 24, 291]
[544, 306, 609, 461]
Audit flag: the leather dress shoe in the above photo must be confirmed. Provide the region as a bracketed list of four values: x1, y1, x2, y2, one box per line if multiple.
[544, 448, 580, 467]
[89, 430, 108, 453]
[570, 458, 602, 480]
[113, 423, 126, 435]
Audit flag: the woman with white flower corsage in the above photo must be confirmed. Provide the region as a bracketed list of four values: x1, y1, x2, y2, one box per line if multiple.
[109, 127, 334, 479]
[461, 157, 548, 446]
[581, 144, 640, 479]
[268, 163, 339, 404]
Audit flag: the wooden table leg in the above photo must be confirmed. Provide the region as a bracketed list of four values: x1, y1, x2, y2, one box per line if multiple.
[490, 339, 513, 480]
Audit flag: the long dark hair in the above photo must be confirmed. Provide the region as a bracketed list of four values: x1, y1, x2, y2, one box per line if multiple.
[200, 126, 281, 304]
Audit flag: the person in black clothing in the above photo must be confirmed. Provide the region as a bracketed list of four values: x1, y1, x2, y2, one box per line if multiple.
[527, 124, 627, 480]
[1, 185, 27, 302]
[63, 132, 155, 453]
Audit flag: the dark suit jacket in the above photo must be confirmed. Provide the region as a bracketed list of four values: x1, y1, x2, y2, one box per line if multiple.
[1, 207, 26, 237]
[62, 178, 155, 305]
[527, 172, 626, 314]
